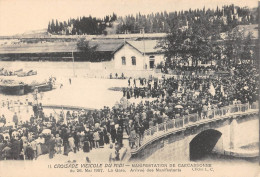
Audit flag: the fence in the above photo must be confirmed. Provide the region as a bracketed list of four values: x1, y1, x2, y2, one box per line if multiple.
[132, 102, 258, 151]
[167, 70, 215, 76]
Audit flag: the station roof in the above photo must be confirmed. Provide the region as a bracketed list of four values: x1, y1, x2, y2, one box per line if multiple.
[0, 39, 124, 54]
[89, 39, 124, 52]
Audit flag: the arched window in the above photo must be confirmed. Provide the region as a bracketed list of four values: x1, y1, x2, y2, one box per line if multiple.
[121, 56, 126, 65]
[131, 56, 136, 65]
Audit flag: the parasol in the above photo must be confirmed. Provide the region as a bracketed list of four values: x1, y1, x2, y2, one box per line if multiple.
[175, 105, 183, 109]
[42, 128, 51, 134]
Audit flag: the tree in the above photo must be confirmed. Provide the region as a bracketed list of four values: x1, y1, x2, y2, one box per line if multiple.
[162, 15, 214, 71]
[59, 22, 64, 33]
[241, 32, 254, 64]
[223, 27, 244, 65]
[161, 18, 182, 70]
[55, 19, 59, 34]
[50, 19, 55, 33]
[47, 22, 51, 33]
[76, 38, 97, 61]
[47, 4, 257, 35]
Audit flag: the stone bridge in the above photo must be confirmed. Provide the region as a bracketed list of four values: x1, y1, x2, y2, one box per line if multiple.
[130, 102, 259, 161]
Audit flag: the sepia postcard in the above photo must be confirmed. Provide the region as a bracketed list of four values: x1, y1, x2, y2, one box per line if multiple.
[0, 0, 259, 176]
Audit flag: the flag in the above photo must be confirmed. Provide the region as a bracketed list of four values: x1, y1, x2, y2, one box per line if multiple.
[63, 109, 67, 125]
[220, 85, 225, 96]
[208, 83, 215, 96]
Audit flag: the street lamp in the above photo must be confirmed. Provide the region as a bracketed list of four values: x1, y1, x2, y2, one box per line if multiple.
[65, 41, 76, 77]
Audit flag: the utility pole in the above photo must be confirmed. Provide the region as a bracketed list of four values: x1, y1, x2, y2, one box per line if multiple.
[124, 30, 126, 56]
[142, 27, 146, 69]
[72, 50, 76, 77]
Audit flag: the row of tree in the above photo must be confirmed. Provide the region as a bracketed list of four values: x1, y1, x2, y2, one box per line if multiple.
[117, 5, 256, 34]
[161, 14, 256, 71]
[48, 4, 257, 35]
[47, 13, 117, 35]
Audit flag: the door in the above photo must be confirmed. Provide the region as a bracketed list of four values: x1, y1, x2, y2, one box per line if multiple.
[149, 60, 155, 69]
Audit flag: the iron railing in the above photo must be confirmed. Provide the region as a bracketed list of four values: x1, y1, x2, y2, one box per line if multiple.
[132, 102, 258, 152]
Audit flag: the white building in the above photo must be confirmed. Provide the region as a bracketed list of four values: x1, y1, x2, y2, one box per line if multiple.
[112, 40, 164, 70]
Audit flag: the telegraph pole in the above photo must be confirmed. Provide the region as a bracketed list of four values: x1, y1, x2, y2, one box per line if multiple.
[142, 27, 146, 69]
[72, 50, 76, 77]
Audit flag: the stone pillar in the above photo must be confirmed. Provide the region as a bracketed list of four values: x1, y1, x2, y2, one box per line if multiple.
[230, 118, 238, 149]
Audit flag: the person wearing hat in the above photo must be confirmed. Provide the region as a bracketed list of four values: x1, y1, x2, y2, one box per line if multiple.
[21, 134, 28, 159]
[13, 113, 18, 127]
[129, 125, 136, 149]
[87, 129, 94, 150]
[0, 138, 5, 160]
[55, 134, 62, 154]
[102, 126, 110, 145]
[74, 131, 81, 152]
[48, 134, 56, 159]
[0, 115, 6, 125]
[98, 128, 105, 148]
[36, 134, 44, 156]
[62, 130, 69, 156]
[116, 126, 123, 147]
[110, 123, 116, 144]
[83, 134, 90, 153]
[10, 135, 21, 160]
[2, 142, 12, 160]
[30, 138, 37, 159]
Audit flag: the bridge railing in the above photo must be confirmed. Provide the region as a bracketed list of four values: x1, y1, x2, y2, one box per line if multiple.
[133, 102, 258, 151]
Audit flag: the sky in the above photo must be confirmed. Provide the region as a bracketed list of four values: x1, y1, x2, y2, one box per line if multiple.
[0, 0, 258, 36]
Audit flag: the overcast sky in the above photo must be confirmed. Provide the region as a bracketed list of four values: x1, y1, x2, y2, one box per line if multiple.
[0, 0, 257, 36]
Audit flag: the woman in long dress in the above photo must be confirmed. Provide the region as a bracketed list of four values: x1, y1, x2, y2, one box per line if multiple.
[36, 135, 45, 156]
[68, 135, 75, 153]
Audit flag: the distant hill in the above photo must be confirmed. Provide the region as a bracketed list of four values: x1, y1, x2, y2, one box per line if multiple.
[13, 29, 49, 38]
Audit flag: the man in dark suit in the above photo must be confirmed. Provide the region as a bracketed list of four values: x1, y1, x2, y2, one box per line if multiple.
[48, 135, 56, 159]
[110, 127, 116, 143]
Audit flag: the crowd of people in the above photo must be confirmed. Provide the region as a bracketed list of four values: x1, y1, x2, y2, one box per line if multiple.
[0, 63, 258, 161]
[122, 64, 257, 104]
[0, 105, 126, 161]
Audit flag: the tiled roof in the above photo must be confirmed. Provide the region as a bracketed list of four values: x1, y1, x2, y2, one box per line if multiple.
[126, 40, 163, 54]
[90, 40, 124, 52]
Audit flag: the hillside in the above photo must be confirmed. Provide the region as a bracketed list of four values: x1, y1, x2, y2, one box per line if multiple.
[13, 29, 49, 38]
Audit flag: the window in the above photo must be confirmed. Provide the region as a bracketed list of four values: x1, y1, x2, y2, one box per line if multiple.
[131, 56, 136, 65]
[121, 56, 126, 65]
[149, 56, 155, 69]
